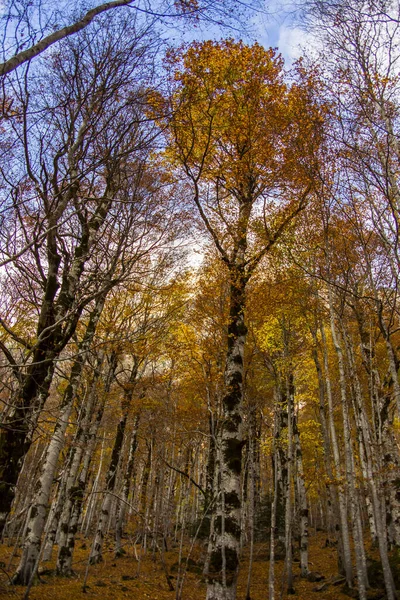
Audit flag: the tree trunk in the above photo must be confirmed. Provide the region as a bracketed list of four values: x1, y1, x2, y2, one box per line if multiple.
[115, 413, 140, 556]
[342, 323, 397, 600]
[206, 267, 246, 600]
[328, 288, 368, 599]
[56, 352, 114, 575]
[284, 372, 294, 595]
[293, 406, 308, 578]
[269, 417, 279, 600]
[273, 385, 288, 554]
[61, 396, 107, 574]
[320, 323, 353, 586]
[310, 327, 338, 544]
[0, 358, 55, 535]
[12, 294, 107, 585]
[245, 408, 256, 600]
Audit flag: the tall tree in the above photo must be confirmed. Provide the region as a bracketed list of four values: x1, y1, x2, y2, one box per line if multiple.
[0, 16, 174, 535]
[155, 39, 324, 600]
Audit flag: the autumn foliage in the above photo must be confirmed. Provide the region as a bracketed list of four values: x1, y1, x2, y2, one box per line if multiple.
[1, 2, 400, 600]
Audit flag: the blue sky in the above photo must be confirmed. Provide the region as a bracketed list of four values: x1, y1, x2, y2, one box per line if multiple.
[175, 0, 315, 67]
[255, 3, 315, 64]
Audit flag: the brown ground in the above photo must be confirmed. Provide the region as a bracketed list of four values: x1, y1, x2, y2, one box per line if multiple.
[0, 533, 378, 600]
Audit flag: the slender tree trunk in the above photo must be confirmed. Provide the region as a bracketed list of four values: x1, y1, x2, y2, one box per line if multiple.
[62, 394, 107, 574]
[204, 413, 217, 538]
[284, 372, 294, 595]
[343, 323, 397, 599]
[115, 413, 140, 556]
[141, 440, 153, 517]
[206, 266, 246, 600]
[269, 420, 279, 600]
[12, 294, 106, 585]
[56, 352, 114, 575]
[273, 385, 288, 555]
[42, 474, 67, 562]
[241, 438, 249, 547]
[89, 408, 128, 564]
[320, 323, 353, 586]
[310, 329, 337, 543]
[55, 388, 99, 572]
[82, 434, 105, 537]
[293, 408, 308, 577]
[245, 409, 255, 600]
[328, 288, 368, 599]
[377, 301, 400, 419]
[203, 432, 219, 579]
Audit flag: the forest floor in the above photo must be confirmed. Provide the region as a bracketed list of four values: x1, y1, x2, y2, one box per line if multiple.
[0, 531, 389, 600]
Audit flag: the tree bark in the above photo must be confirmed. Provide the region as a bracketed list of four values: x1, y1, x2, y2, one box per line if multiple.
[328, 287, 368, 599]
[342, 322, 397, 600]
[0, 359, 55, 535]
[293, 405, 308, 578]
[206, 266, 246, 600]
[245, 408, 256, 600]
[115, 413, 140, 556]
[56, 352, 114, 575]
[89, 416, 127, 562]
[320, 323, 353, 586]
[310, 326, 338, 544]
[0, 0, 136, 76]
[284, 372, 294, 594]
[12, 293, 107, 585]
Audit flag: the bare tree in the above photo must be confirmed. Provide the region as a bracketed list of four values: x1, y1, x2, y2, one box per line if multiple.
[0, 15, 176, 536]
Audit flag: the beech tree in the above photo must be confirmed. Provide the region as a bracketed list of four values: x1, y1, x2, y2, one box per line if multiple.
[154, 39, 324, 600]
[0, 15, 174, 538]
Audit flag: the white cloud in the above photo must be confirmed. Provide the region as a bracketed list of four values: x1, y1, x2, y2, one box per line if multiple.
[277, 25, 317, 64]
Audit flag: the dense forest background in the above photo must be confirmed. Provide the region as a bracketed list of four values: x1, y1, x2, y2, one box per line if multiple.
[0, 1, 400, 599]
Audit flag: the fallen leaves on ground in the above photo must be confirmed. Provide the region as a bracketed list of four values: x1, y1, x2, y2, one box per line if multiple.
[0, 533, 368, 600]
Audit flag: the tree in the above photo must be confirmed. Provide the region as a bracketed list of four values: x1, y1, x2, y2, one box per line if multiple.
[0, 16, 176, 536]
[154, 39, 324, 600]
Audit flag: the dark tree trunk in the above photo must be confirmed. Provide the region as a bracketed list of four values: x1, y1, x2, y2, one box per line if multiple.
[0, 357, 55, 535]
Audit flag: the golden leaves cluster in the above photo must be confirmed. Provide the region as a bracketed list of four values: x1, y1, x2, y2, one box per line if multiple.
[153, 40, 325, 200]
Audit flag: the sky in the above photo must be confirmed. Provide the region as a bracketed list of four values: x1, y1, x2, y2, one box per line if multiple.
[260, 14, 316, 64]
[177, 0, 317, 67]
[251, 0, 314, 63]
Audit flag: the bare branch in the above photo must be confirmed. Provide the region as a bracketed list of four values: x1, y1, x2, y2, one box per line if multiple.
[0, 0, 136, 77]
